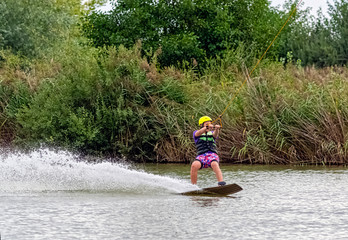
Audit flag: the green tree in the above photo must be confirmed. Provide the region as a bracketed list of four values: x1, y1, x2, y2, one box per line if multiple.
[307, 13, 337, 67]
[329, 0, 348, 66]
[82, 0, 282, 68]
[275, 0, 315, 66]
[277, 0, 348, 67]
[0, 0, 78, 58]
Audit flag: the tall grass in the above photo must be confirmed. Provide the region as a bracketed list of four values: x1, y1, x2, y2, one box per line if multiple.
[1, 41, 348, 164]
[204, 63, 348, 165]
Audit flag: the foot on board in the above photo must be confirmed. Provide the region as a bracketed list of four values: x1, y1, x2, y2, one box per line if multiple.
[218, 181, 226, 186]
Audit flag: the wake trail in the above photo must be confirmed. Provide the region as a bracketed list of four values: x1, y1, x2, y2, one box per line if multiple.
[0, 148, 198, 194]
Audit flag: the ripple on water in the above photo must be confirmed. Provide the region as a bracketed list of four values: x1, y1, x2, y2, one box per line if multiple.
[1, 150, 348, 239]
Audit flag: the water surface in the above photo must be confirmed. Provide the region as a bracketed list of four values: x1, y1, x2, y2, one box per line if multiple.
[1, 149, 347, 239]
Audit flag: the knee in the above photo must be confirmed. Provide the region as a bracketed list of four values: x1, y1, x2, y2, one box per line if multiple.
[211, 161, 220, 169]
[191, 161, 201, 171]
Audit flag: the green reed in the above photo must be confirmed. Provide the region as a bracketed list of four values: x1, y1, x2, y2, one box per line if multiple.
[1, 42, 348, 164]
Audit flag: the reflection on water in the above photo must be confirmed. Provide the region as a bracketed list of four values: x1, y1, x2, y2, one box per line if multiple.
[1, 149, 348, 239]
[190, 196, 221, 207]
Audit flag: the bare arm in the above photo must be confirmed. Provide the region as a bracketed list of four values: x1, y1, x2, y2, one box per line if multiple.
[194, 126, 208, 137]
[212, 125, 221, 138]
[194, 124, 214, 137]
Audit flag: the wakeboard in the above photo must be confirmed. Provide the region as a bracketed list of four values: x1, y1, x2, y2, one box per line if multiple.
[181, 183, 243, 196]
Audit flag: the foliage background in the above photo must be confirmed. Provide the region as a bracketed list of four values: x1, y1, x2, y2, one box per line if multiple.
[1, 0, 348, 164]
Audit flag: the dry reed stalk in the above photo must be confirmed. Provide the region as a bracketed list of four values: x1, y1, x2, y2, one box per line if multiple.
[0, 118, 15, 146]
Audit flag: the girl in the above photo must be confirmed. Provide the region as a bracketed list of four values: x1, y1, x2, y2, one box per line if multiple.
[191, 116, 226, 186]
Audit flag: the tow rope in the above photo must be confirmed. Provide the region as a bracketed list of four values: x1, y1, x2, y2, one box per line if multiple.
[212, 0, 304, 127]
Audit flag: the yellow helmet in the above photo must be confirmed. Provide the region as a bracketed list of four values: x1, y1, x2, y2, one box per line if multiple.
[199, 116, 212, 125]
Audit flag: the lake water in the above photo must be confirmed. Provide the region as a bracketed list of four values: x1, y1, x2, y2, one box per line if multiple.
[1, 149, 348, 239]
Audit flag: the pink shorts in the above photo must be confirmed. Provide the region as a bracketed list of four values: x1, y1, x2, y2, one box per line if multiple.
[195, 152, 220, 169]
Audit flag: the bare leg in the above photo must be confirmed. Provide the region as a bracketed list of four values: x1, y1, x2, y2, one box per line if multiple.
[190, 161, 201, 184]
[211, 161, 223, 182]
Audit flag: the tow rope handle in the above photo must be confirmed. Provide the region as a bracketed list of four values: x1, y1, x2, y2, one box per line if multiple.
[211, 115, 223, 128]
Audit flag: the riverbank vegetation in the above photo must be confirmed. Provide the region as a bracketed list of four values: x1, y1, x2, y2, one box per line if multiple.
[1, 0, 348, 165]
